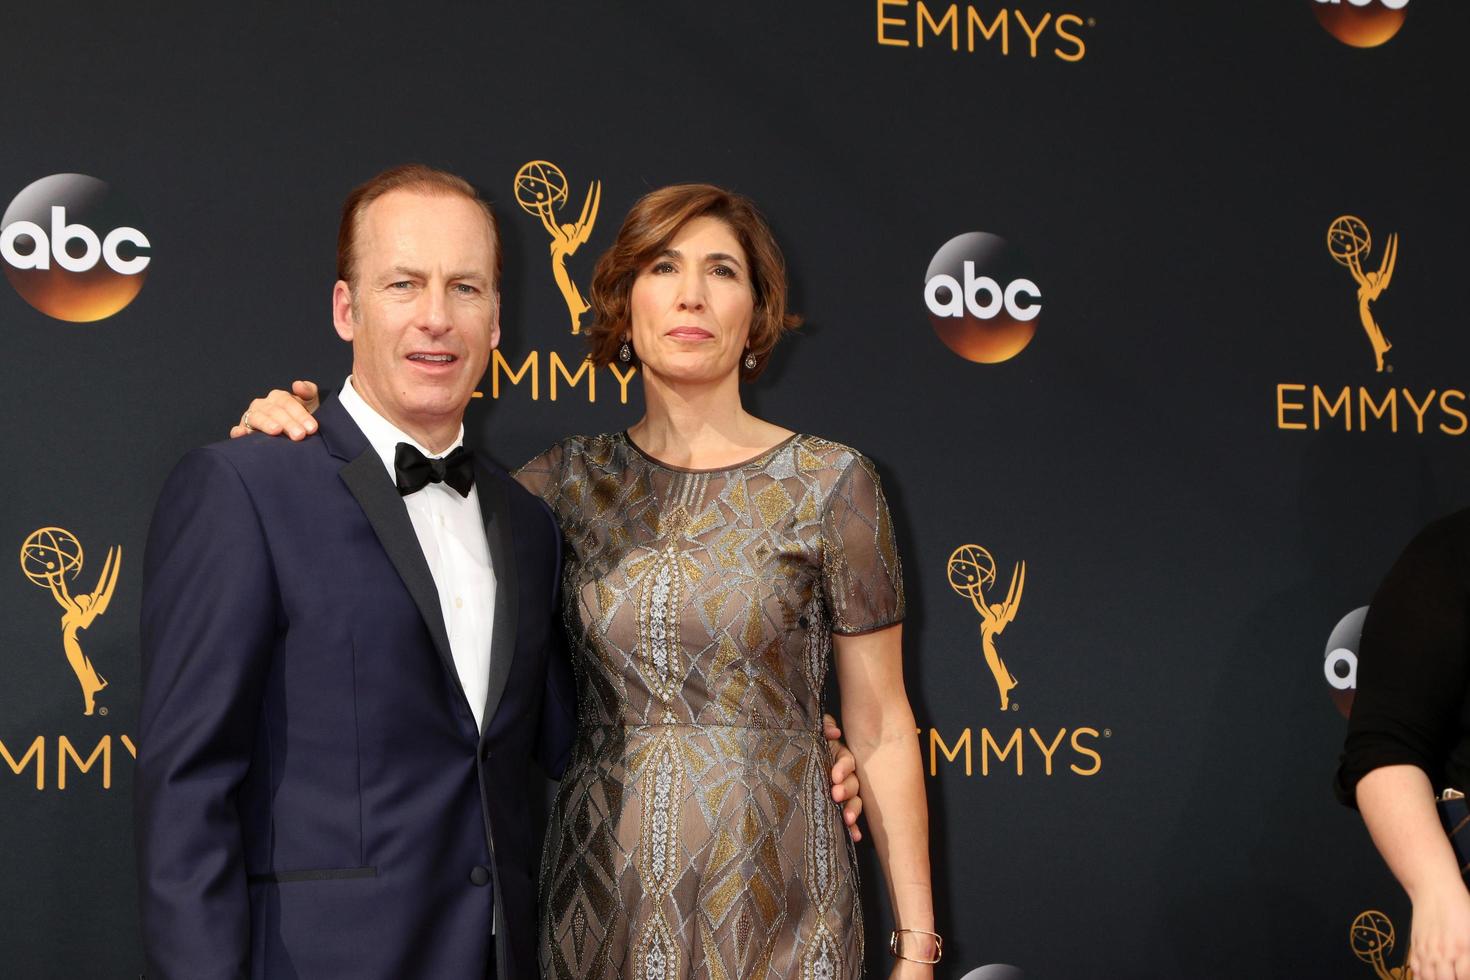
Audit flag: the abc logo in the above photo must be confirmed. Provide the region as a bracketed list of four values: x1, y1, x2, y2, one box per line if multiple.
[1313, 0, 1409, 48]
[1324, 606, 1368, 718]
[2, 174, 151, 322]
[925, 232, 1041, 364]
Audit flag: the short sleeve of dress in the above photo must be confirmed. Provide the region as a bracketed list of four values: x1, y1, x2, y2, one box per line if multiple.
[820, 453, 906, 635]
[1336, 515, 1470, 806]
[513, 440, 568, 507]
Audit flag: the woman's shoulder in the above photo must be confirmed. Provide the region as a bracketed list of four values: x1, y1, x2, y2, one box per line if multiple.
[1396, 506, 1470, 580]
[514, 432, 629, 489]
[1426, 506, 1470, 545]
[780, 436, 900, 524]
[786, 434, 878, 477]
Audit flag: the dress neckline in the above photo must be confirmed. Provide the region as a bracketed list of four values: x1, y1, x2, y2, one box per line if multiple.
[620, 430, 800, 474]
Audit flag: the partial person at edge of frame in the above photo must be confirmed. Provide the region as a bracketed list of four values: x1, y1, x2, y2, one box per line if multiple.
[1338, 510, 1470, 980]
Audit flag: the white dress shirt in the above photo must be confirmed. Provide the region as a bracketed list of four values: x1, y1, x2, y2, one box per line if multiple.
[338, 377, 497, 731]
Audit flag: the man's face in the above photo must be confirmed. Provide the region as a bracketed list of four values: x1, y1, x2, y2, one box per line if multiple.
[333, 189, 499, 446]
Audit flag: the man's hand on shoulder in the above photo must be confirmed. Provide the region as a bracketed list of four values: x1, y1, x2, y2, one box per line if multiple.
[825, 713, 864, 842]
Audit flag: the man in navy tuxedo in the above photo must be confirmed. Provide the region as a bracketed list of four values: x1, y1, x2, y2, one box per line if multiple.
[135, 165, 572, 979]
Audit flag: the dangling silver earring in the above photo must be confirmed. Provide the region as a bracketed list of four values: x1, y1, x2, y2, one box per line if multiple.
[743, 351, 758, 370]
[619, 342, 632, 363]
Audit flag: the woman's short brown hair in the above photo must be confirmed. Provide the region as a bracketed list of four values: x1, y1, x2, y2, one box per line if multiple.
[585, 184, 801, 382]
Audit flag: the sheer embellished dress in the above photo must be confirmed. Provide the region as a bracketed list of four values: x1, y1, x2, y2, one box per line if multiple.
[515, 432, 905, 980]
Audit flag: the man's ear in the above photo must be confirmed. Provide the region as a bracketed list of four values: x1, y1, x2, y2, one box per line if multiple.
[332, 280, 356, 341]
[489, 292, 502, 350]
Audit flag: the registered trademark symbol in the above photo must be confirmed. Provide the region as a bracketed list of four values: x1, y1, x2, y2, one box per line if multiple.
[1103, 728, 1111, 737]
[1387, 364, 1395, 374]
[1088, 18, 1097, 27]
[99, 706, 108, 716]
[1010, 702, 1020, 712]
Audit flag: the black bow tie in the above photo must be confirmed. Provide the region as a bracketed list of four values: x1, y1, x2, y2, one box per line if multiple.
[394, 443, 475, 498]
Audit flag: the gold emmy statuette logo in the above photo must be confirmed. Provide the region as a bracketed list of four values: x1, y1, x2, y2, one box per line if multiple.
[514, 160, 601, 334]
[1350, 909, 1412, 979]
[20, 527, 121, 716]
[948, 544, 1026, 710]
[1328, 215, 1398, 373]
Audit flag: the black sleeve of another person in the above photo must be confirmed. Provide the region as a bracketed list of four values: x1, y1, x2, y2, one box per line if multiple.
[1337, 513, 1470, 807]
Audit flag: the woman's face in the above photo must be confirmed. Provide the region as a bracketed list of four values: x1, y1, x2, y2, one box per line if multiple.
[628, 216, 755, 387]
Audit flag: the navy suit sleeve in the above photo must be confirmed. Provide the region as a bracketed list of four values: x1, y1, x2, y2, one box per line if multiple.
[534, 500, 576, 779]
[135, 447, 280, 979]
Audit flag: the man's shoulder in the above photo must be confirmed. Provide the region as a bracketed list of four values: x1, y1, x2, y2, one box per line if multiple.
[191, 430, 334, 473]
[161, 433, 338, 508]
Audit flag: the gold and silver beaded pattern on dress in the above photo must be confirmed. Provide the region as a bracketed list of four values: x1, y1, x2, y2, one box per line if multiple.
[517, 432, 904, 980]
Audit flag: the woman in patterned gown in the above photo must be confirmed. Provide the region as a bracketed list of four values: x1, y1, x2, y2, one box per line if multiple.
[233, 183, 937, 978]
[515, 185, 935, 979]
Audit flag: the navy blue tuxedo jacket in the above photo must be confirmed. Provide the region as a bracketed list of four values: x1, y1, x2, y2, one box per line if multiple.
[136, 396, 574, 980]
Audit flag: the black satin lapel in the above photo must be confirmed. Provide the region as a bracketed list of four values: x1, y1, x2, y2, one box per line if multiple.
[478, 470, 520, 727]
[339, 449, 467, 715]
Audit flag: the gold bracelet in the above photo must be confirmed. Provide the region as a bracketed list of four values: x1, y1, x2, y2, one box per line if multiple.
[889, 928, 943, 964]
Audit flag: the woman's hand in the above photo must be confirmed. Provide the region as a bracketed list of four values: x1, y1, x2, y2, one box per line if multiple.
[1408, 881, 1470, 980]
[230, 380, 321, 440]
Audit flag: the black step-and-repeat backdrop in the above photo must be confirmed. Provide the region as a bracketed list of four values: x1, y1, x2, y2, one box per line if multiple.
[3, 2, 1462, 976]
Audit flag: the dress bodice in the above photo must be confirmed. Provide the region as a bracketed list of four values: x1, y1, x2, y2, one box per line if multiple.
[516, 431, 904, 732]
